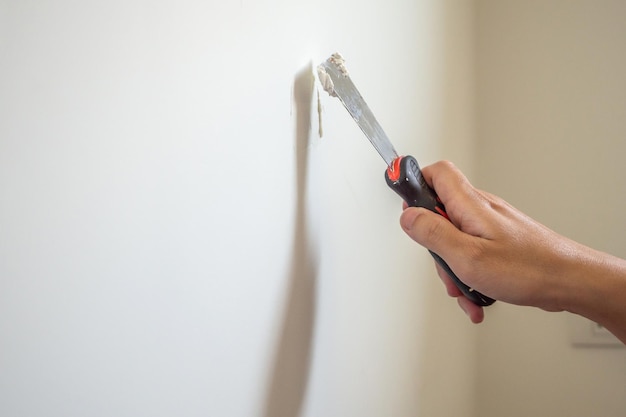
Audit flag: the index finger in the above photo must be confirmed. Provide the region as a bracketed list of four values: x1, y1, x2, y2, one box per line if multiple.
[420, 161, 479, 224]
[420, 161, 474, 204]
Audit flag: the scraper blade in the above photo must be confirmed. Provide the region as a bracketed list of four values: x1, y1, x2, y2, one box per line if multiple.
[318, 53, 398, 166]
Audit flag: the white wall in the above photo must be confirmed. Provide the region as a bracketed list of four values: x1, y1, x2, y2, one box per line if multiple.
[0, 1, 478, 416]
[475, 1, 626, 416]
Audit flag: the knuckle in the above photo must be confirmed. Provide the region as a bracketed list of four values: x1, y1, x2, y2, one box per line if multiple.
[423, 216, 447, 246]
[435, 160, 456, 171]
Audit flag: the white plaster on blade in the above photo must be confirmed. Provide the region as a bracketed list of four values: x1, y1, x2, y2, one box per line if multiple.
[328, 52, 348, 76]
[316, 65, 336, 97]
[317, 52, 349, 98]
[315, 52, 350, 138]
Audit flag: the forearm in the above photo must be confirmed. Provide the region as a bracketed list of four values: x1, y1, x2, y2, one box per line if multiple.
[560, 245, 626, 344]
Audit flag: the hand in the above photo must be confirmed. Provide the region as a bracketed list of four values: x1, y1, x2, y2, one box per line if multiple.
[399, 161, 586, 321]
[398, 160, 626, 344]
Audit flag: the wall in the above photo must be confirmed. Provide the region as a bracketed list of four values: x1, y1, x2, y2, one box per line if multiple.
[475, 1, 626, 416]
[0, 1, 478, 416]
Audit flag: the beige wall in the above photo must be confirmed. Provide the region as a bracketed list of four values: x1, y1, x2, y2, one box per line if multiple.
[475, 1, 626, 416]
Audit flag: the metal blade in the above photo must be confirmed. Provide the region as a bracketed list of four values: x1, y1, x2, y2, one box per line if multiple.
[318, 54, 398, 166]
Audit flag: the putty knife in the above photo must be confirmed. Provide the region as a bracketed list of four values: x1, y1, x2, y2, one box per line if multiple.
[318, 53, 495, 307]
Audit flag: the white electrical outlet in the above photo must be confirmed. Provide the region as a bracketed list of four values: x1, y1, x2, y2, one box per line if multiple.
[568, 314, 624, 347]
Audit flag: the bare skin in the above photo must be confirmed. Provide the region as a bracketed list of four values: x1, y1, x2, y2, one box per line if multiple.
[399, 161, 626, 344]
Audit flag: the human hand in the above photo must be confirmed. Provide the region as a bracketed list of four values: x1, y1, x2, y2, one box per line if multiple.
[399, 161, 581, 322]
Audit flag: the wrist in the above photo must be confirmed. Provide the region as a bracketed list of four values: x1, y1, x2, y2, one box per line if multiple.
[556, 243, 626, 341]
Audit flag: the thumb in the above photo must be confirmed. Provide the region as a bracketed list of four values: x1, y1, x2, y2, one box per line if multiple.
[400, 207, 466, 259]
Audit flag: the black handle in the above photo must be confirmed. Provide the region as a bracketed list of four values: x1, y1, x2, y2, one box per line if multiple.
[385, 155, 495, 307]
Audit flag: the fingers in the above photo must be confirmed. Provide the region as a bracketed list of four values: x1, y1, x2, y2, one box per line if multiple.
[417, 161, 492, 235]
[400, 207, 470, 262]
[458, 297, 485, 323]
[435, 262, 463, 297]
[436, 262, 485, 323]
[403, 161, 488, 324]
[420, 161, 475, 207]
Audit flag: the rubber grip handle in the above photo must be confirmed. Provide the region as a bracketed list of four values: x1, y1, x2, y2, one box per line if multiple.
[385, 155, 495, 307]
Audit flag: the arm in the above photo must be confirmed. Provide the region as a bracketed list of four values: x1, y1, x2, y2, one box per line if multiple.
[399, 161, 626, 344]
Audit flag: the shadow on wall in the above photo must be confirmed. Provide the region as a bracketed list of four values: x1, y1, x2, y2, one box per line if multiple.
[261, 64, 318, 417]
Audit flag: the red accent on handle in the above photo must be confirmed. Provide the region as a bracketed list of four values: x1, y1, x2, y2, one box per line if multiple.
[386, 156, 404, 182]
[434, 206, 450, 221]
